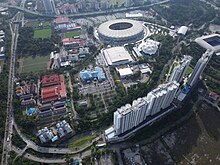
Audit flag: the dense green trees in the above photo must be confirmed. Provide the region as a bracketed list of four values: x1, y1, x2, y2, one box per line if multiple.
[153, 0, 217, 28]
[17, 27, 59, 56]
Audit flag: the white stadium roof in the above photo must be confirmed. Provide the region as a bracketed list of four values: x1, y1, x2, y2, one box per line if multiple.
[97, 19, 144, 39]
[102, 47, 133, 66]
[195, 34, 220, 55]
[138, 39, 160, 55]
[177, 26, 188, 35]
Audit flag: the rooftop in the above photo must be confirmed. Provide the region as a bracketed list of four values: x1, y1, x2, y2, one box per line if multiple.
[195, 34, 220, 54]
[103, 47, 133, 66]
[117, 67, 133, 77]
[54, 17, 70, 24]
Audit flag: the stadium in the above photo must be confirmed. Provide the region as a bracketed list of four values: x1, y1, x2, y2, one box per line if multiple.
[195, 34, 220, 55]
[97, 19, 145, 45]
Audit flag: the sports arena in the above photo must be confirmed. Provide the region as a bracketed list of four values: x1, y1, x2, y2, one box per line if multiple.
[195, 34, 220, 55]
[97, 19, 145, 45]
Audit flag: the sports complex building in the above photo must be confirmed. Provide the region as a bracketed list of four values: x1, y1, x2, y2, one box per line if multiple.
[195, 34, 220, 55]
[97, 19, 145, 45]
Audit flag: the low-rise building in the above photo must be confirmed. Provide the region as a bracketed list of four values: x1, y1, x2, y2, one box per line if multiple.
[116, 67, 133, 78]
[80, 67, 105, 83]
[102, 47, 133, 66]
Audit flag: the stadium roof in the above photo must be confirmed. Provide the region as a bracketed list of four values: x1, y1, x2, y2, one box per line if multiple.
[177, 26, 188, 35]
[195, 34, 220, 54]
[103, 47, 133, 66]
[138, 39, 160, 55]
[98, 19, 144, 39]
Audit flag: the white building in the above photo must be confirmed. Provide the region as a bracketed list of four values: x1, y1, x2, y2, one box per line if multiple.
[117, 67, 133, 78]
[169, 55, 192, 83]
[177, 26, 188, 36]
[102, 47, 133, 66]
[195, 34, 220, 55]
[188, 49, 214, 87]
[112, 81, 179, 136]
[138, 39, 160, 56]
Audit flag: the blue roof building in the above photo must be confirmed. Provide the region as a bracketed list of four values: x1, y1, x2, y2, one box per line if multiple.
[80, 67, 105, 83]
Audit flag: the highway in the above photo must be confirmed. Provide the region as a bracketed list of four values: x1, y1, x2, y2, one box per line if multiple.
[1, 14, 20, 165]
[1, 0, 26, 164]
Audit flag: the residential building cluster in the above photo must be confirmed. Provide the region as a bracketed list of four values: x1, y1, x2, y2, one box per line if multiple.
[0, 30, 5, 73]
[105, 81, 179, 140]
[35, 0, 116, 15]
[15, 80, 37, 108]
[105, 47, 215, 142]
[38, 120, 73, 143]
[57, 0, 111, 15]
[39, 74, 67, 121]
[80, 67, 106, 84]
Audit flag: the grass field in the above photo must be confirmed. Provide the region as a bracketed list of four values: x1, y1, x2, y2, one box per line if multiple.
[22, 56, 49, 73]
[68, 134, 96, 149]
[186, 66, 193, 76]
[109, 0, 124, 6]
[25, 21, 51, 29]
[34, 28, 52, 39]
[64, 31, 81, 38]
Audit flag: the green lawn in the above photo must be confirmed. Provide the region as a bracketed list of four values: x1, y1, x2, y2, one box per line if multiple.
[25, 21, 51, 29]
[109, 0, 124, 6]
[64, 31, 81, 38]
[34, 28, 52, 39]
[68, 134, 96, 149]
[186, 66, 193, 76]
[25, 21, 39, 28]
[23, 56, 49, 73]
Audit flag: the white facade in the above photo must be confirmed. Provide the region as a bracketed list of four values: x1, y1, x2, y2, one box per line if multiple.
[102, 47, 133, 66]
[178, 26, 188, 35]
[188, 49, 213, 87]
[170, 55, 192, 83]
[112, 81, 179, 135]
[195, 34, 220, 54]
[117, 67, 133, 78]
[138, 39, 160, 56]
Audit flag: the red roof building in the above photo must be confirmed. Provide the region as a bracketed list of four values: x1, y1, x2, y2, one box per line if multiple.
[42, 74, 60, 87]
[41, 74, 67, 103]
[54, 17, 70, 24]
[209, 91, 219, 101]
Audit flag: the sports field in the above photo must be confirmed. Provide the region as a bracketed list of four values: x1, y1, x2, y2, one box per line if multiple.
[22, 56, 49, 73]
[25, 21, 51, 29]
[34, 28, 52, 39]
[109, 0, 124, 6]
[64, 31, 81, 38]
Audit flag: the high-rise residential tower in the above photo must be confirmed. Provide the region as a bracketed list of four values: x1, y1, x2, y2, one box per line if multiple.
[113, 81, 179, 135]
[125, 0, 132, 7]
[42, 0, 56, 15]
[169, 55, 192, 83]
[188, 49, 214, 87]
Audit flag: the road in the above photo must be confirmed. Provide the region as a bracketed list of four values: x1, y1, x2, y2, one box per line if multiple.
[0, 0, 170, 18]
[66, 72, 79, 119]
[1, 14, 20, 165]
[13, 120, 100, 154]
[1, 1, 27, 164]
